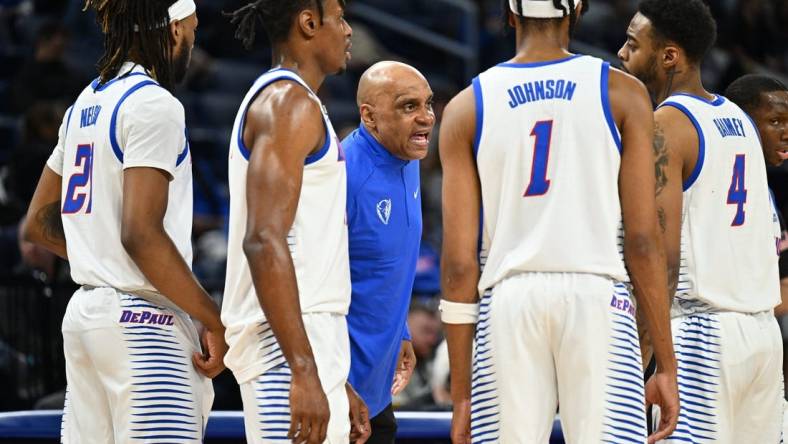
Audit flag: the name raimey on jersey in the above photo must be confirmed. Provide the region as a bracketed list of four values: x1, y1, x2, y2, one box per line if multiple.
[507, 78, 577, 109]
[79, 105, 102, 128]
[119, 309, 175, 326]
[713, 117, 746, 138]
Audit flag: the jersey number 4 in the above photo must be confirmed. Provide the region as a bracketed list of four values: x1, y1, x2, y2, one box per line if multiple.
[727, 154, 747, 226]
[62, 144, 94, 214]
[524, 120, 553, 197]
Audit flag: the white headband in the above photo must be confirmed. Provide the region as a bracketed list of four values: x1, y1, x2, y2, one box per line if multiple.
[168, 0, 196, 22]
[508, 0, 581, 18]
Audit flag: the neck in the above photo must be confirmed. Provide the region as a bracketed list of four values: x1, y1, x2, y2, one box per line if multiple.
[653, 65, 713, 104]
[512, 22, 572, 62]
[271, 45, 326, 93]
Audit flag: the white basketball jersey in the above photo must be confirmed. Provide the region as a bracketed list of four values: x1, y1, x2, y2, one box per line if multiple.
[658, 94, 781, 315]
[46, 63, 192, 292]
[222, 69, 351, 333]
[474, 55, 628, 294]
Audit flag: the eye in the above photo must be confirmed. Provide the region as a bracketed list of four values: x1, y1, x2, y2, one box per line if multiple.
[772, 119, 781, 126]
[404, 103, 416, 112]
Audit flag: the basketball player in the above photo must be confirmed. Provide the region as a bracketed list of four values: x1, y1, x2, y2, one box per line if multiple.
[725, 75, 788, 169]
[440, 0, 679, 442]
[221, 1, 369, 443]
[619, 1, 784, 441]
[22, 1, 227, 442]
[726, 75, 788, 309]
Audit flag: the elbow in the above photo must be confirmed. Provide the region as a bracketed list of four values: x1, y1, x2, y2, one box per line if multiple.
[242, 230, 278, 261]
[121, 222, 154, 259]
[623, 232, 659, 262]
[20, 217, 36, 244]
[441, 256, 479, 291]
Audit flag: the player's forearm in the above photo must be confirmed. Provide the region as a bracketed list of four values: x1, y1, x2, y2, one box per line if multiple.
[123, 229, 222, 330]
[244, 235, 318, 376]
[446, 323, 475, 402]
[442, 255, 479, 401]
[625, 234, 677, 372]
[635, 302, 654, 369]
[22, 201, 68, 259]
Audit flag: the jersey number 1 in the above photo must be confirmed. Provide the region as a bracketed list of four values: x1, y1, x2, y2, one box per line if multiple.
[727, 154, 747, 226]
[62, 144, 94, 214]
[524, 120, 553, 197]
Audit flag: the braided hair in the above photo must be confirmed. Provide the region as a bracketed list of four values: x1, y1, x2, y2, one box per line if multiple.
[225, 0, 343, 50]
[84, 0, 178, 91]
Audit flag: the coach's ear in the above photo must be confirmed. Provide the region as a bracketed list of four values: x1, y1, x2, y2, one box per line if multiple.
[359, 103, 377, 132]
[661, 44, 680, 71]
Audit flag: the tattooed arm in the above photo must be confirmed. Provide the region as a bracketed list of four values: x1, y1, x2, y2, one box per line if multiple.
[22, 166, 68, 259]
[638, 107, 697, 365]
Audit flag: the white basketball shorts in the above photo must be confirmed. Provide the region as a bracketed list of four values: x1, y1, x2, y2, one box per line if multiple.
[61, 286, 214, 444]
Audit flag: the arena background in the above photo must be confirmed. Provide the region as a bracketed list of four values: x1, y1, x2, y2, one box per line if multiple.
[0, 0, 786, 442]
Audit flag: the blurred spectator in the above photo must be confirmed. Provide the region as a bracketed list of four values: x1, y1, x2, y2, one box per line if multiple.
[2, 101, 64, 222]
[393, 302, 442, 410]
[9, 20, 82, 112]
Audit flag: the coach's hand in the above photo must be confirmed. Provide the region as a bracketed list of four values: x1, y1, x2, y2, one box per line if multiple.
[451, 398, 472, 444]
[192, 324, 228, 378]
[645, 369, 679, 443]
[392, 340, 417, 395]
[289, 368, 330, 444]
[346, 382, 371, 443]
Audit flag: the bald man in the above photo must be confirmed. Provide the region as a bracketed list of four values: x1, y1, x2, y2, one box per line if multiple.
[343, 61, 435, 443]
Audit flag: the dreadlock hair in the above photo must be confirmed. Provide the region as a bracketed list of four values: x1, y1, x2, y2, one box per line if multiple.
[502, 0, 590, 37]
[225, 0, 345, 50]
[84, 0, 177, 92]
[725, 75, 788, 116]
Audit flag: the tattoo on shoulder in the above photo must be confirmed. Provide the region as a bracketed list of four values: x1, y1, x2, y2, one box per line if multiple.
[37, 201, 64, 244]
[653, 122, 668, 196]
[657, 207, 667, 234]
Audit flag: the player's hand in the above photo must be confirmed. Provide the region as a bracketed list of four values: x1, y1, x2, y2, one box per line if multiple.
[192, 324, 228, 378]
[346, 382, 371, 443]
[450, 397, 472, 444]
[645, 369, 679, 443]
[289, 368, 330, 444]
[392, 340, 417, 395]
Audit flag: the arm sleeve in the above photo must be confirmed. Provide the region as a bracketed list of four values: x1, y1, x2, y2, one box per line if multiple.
[45, 106, 72, 176]
[119, 90, 185, 178]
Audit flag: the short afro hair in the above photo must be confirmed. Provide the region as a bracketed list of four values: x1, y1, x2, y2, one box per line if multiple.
[638, 0, 717, 64]
[725, 75, 787, 116]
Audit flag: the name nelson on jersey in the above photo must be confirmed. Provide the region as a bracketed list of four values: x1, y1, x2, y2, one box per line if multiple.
[507, 78, 578, 108]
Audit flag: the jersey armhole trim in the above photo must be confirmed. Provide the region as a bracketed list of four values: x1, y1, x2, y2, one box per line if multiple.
[472, 76, 484, 160]
[743, 113, 763, 146]
[109, 80, 161, 163]
[176, 128, 190, 167]
[236, 75, 328, 165]
[659, 101, 705, 191]
[63, 104, 75, 141]
[600, 62, 622, 154]
[304, 118, 331, 166]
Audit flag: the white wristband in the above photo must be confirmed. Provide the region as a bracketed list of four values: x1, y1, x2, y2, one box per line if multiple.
[439, 299, 480, 324]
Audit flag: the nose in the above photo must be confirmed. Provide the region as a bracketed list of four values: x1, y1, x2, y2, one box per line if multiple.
[417, 108, 436, 127]
[345, 20, 353, 38]
[617, 44, 627, 62]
